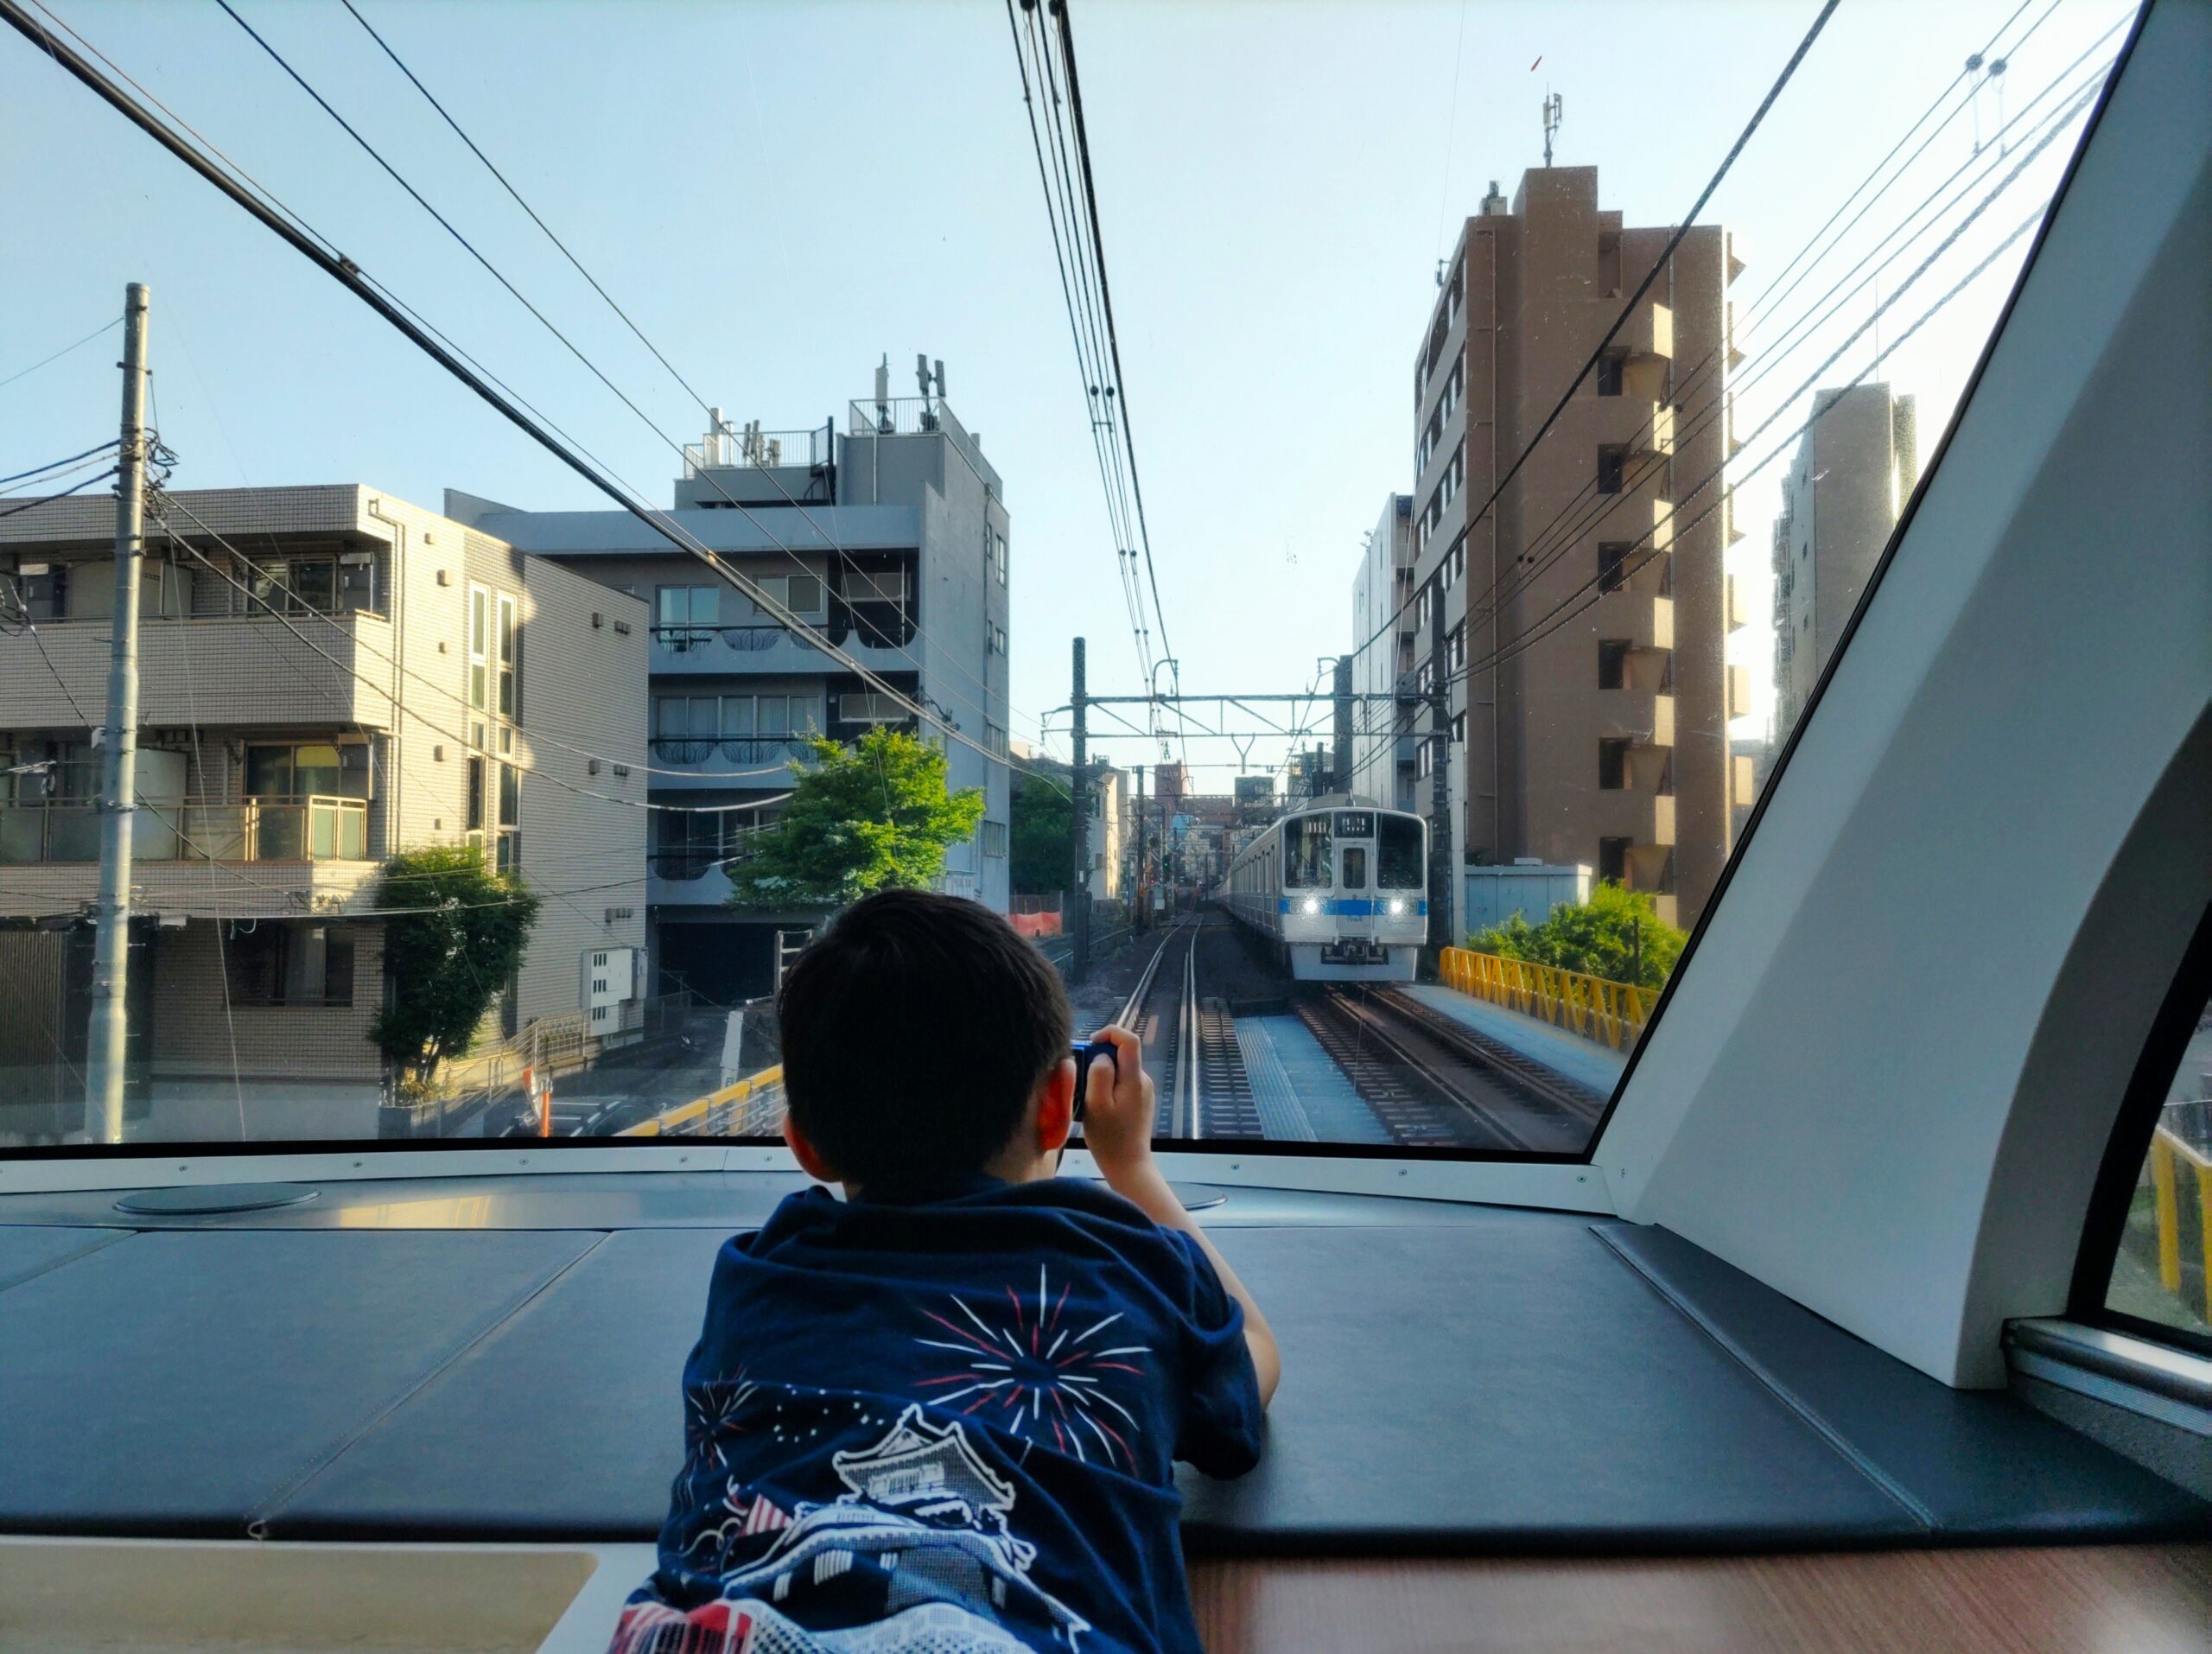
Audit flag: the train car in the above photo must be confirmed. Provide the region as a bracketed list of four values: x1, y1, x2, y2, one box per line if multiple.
[1222, 795, 1427, 981]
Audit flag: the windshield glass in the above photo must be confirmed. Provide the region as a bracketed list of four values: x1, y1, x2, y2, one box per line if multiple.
[0, 0, 2127, 1155]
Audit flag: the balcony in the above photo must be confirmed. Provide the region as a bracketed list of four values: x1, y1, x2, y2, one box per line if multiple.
[0, 795, 368, 866]
[645, 735, 817, 790]
[647, 856, 735, 908]
[0, 613, 397, 731]
[1726, 574, 1751, 633]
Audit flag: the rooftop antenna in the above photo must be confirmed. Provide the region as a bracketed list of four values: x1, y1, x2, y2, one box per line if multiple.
[1541, 91, 1562, 168]
[915, 352, 931, 398]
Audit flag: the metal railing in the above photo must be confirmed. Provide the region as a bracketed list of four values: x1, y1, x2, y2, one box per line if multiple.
[0, 794, 368, 865]
[1438, 947, 1655, 1053]
[617, 1064, 786, 1140]
[651, 622, 824, 657]
[648, 735, 814, 766]
[683, 423, 831, 474]
[2148, 1102, 2212, 1320]
[847, 397, 975, 447]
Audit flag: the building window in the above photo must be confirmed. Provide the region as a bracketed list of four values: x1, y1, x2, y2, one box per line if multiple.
[1599, 639, 1630, 690]
[1599, 738, 1629, 790]
[225, 920, 354, 1008]
[987, 621, 1007, 657]
[990, 530, 1008, 586]
[986, 721, 1009, 759]
[1450, 713, 1465, 745]
[1595, 351, 1626, 398]
[1449, 625, 1466, 671]
[6, 560, 67, 620]
[466, 755, 486, 833]
[1598, 542, 1630, 594]
[752, 572, 825, 619]
[1599, 837, 1630, 884]
[496, 594, 518, 718]
[837, 691, 910, 726]
[1597, 447, 1626, 495]
[658, 584, 719, 631]
[468, 586, 490, 709]
[981, 819, 1007, 858]
[496, 761, 520, 873]
[244, 552, 372, 618]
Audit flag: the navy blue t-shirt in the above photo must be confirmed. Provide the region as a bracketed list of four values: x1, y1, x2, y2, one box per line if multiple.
[609, 1176, 1265, 1654]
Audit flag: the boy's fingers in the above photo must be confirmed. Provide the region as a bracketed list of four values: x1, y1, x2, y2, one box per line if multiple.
[1090, 1023, 1142, 1070]
[1084, 1051, 1117, 1106]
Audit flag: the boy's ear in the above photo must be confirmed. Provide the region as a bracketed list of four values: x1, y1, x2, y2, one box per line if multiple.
[782, 1113, 840, 1185]
[1035, 1057, 1076, 1156]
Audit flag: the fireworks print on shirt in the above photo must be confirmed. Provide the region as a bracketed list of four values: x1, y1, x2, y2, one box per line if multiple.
[912, 1264, 1149, 1470]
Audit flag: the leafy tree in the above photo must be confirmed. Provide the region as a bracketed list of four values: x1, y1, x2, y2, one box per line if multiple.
[1470, 880, 1687, 990]
[1009, 768, 1074, 894]
[371, 843, 542, 1087]
[726, 726, 984, 910]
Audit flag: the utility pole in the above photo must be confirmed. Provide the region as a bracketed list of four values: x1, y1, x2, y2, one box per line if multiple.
[1427, 581, 1452, 969]
[1332, 653, 1353, 796]
[1133, 763, 1147, 932]
[86, 282, 149, 1142]
[1068, 637, 1089, 982]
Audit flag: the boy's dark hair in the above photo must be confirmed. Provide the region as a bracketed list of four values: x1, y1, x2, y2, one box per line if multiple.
[778, 887, 1073, 1191]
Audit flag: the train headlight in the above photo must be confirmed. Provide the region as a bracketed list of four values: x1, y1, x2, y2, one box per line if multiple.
[1388, 899, 1406, 916]
[1301, 897, 1321, 915]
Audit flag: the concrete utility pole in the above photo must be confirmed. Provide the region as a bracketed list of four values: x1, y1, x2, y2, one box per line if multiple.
[1133, 764, 1147, 931]
[1427, 582, 1452, 966]
[86, 282, 149, 1142]
[1068, 637, 1089, 982]
[1332, 653, 1353, 795]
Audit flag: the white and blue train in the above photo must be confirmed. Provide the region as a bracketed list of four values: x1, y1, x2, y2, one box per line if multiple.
[1221, 797, 1428, 982]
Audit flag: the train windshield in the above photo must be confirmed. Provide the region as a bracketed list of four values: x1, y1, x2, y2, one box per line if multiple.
[1341, 848, 1367, 889]
[1377, 819, 1424, 890]
[1283, 816, 1332, 888]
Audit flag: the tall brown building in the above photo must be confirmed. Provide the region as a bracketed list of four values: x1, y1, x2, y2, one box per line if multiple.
[1401, 167, 1751, 931]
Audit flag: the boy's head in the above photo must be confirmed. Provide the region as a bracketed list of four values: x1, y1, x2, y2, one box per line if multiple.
[777, 887, 1075, 1193]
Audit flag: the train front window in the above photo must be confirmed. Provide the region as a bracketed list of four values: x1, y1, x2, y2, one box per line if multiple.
[1341, 849, 1368, 890]
[1378, 818, 1424, 890]
[1283, 816, 1332, 889]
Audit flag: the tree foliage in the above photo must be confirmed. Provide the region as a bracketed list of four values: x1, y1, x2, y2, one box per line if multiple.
[370, 843, 542, 1085]
[1009, 768, 1073, 894]
[1469, 880, 1688, 990]
[725, 726, 985, 910]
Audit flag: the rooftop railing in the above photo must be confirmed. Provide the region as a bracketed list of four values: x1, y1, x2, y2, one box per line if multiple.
[683, 422, 831, 475]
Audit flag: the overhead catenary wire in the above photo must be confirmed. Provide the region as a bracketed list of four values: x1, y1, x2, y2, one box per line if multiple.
[0, 4, 1065, 807]
[0, 316, 122, 394]
[241, 0, 1039, 752]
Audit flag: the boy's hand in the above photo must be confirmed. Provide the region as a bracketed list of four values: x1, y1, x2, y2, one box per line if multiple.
[1080, 1024, 1155, 1187]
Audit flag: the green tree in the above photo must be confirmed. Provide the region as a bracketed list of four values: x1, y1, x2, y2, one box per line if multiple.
[1009, 768, 1073, 894]
[370, 843, 543, 1087]
[726, 725, 985, 910]
[1469, 881, 1687, 990]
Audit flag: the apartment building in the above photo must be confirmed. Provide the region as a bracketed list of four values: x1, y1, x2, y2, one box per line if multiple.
[1400, 166, 1751, 931]
[1773, 384, 1919, 735]
[1348, 493, 1419, 811]
[0, 485, 647, 1115]
[453, 377, 1013, 1005]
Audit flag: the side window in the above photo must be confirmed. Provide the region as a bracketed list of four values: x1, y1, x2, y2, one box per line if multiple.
[2098, 971, 2212, 1345]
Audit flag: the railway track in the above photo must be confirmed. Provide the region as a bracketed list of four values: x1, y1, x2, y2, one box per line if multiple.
[1297, 985, 1602, 1153]
[1109, 917, 1255, 1140]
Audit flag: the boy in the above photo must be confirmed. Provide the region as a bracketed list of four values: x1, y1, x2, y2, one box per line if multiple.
[609, 888, 1280, 1654]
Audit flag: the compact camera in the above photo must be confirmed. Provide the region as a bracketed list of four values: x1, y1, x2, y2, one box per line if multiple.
[1070, 1038, 1117, 1121]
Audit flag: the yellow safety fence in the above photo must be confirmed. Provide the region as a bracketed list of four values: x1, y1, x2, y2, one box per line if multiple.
[1438, 948, 1656, 1053]
[2150, 1125, 2212, 1321]
[617, 1066, 786, 1141]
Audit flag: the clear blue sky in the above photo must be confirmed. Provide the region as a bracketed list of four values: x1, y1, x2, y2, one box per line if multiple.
[0, 0, 2130, 783]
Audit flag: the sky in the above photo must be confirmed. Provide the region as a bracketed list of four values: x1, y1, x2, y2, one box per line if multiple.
[0, 0, 2133, 786]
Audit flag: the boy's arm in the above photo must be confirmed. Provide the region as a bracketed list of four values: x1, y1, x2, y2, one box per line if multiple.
[1081, 1026, 1281, 1408]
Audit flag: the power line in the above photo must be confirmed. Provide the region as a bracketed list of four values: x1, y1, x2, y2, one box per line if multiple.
[1348, 0, 1841, 671]
[0, 467, 116, 518]
[0, 315, 121, 393]
[0, 4, 1049, 801]
[1, 440, 118, 487]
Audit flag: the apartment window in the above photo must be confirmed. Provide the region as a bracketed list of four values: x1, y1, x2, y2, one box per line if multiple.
[1595, 351, 1626, 397]
[1597, 447, 1626, 495]
[496, 595, 518, 718]
[1598, 542, 1631, 594]
[842, 569, 910, 608]
[1599, 639, 1630, 690]
[1449, 625, 1466, 671]
[466, 755, 486, 833]
[246, 741, 367, 800]
[985, 721, 1009, 759]
[990, 530, 1008, 586]
[838, 691, 909, 725]
[496, 761, 520, 875]
[981, 819, 1007, 858]
[225, 920, 354, 1008]
[658, 585, 720, 630]
[6, 561, 67, 620]
[988, 621, 1007, 657]
[751, 572, 824, 619]
[1451, 713, 1465, 745]
[1450, 543, 1465, 583]
[1599, 837, 1630, 884]
[468, 586, 490, 709]
[1599, 738, 1630, 790]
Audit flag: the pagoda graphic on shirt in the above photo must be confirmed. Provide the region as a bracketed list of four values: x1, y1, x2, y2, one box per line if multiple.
[692, 1403, 1091, 1651]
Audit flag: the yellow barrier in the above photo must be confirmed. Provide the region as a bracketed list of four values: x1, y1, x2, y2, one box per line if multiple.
[2150, 1125, 2212, 1320]
[618, 1065, 786, 1140]
[1437, 948, 1655, 1053]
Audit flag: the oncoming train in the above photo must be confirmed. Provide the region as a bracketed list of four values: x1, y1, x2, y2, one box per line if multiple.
[1221, 797, 1428, 981]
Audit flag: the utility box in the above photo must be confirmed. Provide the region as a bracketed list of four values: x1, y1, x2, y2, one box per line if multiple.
[1462, 862, 1592, 937]
[581, 946, 640, 1034]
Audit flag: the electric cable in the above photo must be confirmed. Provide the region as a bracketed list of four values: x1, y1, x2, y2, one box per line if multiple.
[0, 316, 122, 394]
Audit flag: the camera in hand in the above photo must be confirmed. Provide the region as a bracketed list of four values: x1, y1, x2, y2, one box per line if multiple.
[1071, 1038, 1117, 1121]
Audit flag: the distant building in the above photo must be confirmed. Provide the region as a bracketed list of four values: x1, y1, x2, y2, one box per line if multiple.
[1348, 493, 1418, 811]
[1389, 166, 1749, 932]
[1772, 385, 1918, 735]
[0, 484, 646, 1114]
[454, 370, 1014, 1003]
